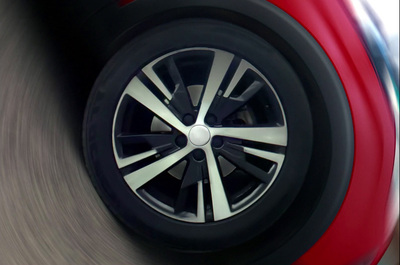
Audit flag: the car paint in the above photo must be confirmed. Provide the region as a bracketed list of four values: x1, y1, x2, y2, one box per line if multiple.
[265, 0, 397, 264]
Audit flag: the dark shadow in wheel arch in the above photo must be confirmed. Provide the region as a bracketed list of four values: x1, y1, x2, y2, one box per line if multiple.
[80, 0, 354, 264]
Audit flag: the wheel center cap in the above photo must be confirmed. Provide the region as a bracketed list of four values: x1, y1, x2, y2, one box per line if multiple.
[189, 125, 211, 146]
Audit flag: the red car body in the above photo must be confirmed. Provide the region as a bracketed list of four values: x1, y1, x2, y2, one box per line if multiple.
[267, 1, 397, 264]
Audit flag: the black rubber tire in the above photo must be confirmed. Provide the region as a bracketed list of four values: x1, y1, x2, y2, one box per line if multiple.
[83, 16, 353, 264]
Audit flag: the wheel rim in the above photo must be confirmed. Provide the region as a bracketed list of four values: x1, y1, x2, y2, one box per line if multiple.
[112, 48, 287, 223]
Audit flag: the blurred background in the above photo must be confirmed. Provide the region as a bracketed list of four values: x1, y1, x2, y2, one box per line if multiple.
[0, 0, 398, 264]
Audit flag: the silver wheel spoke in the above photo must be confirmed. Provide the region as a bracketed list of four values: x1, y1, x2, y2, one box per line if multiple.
[196, 51, 234, 123]
[142, 64, 173, 100]
[116, 150, 157, 169]
[204, 146, 231, 221]
[243, 147, 285, 174]
[124, 146, 193, 191]
[125, 77, 188, 134]
[223, 59, 253, 98]
[210, 126, 287, 147]
[243, 147, 285, 164]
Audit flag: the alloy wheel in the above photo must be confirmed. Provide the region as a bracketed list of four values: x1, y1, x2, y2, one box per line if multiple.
[112, 48, 287, 223]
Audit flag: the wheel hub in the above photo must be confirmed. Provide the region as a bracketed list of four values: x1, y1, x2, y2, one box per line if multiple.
[189, 125, 211, 146]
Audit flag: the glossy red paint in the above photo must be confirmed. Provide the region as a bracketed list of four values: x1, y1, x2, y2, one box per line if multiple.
[266, 0, 397, 264]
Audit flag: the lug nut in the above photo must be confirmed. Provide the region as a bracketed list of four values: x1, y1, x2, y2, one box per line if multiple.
[183, 114, 195, 126]
[175, 135, 187, 147]
[205, 114, 217, 126]
[211, 136, 223, 148]
[193, 149, 205, 161]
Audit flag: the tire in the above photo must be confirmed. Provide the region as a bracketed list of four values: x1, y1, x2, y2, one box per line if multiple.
[83, 15, 353, 264]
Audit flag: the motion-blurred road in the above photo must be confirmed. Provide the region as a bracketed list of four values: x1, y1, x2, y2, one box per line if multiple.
[0, 1, 171, 264]
[0, 0, 397, 264]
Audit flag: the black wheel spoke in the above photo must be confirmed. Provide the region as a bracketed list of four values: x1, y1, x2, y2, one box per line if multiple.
[117, 133, 175, 149]
[166, 58, 195, 116]
[181, 156, 207, 188]
[115, 133, 182, 169]
[175, 156, 207, 213]
[218, 141, 273, 183]
[123, 77, 188, 134]
[124, 146, 194, 191]
[174, 186, 190, 214]
[208, 81, 263, 123]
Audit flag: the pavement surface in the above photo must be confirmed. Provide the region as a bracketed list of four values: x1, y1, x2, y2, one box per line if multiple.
[0, 1, 169, 264]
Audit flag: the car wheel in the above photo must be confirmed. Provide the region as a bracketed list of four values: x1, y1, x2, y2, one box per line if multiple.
[83, 16, 353, 264]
